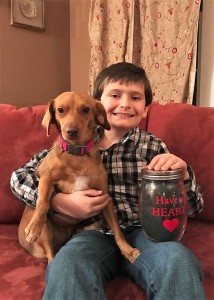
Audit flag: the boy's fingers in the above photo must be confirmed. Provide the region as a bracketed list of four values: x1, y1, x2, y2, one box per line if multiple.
[91, 194, 111, 206]
[82, 189, 103, 197]
[90, 196, 111, 215]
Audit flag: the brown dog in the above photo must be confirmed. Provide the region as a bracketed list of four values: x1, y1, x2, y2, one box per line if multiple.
[18, 91, 140, 263]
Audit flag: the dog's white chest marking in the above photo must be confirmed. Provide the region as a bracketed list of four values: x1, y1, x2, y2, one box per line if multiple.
[73, 176, 90, 192]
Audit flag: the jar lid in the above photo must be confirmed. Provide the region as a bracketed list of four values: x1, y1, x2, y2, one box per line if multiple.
[141, 168, 183, 180]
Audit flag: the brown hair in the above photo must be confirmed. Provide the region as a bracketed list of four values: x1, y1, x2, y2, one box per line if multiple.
[93, 62, 153, 106]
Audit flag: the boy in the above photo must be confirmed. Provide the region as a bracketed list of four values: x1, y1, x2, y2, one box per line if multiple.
[10, 62, 206, 299]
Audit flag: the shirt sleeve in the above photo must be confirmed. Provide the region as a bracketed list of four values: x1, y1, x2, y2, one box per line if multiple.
[184, 165, 204, 217]
[10, 149, 49, 207]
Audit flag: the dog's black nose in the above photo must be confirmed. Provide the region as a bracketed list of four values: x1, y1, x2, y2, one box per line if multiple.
[66, 127, 78, 138]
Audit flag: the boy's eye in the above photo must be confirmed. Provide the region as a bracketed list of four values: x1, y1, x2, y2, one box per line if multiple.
[111, 94, 120, 98]
[57, 108, 64, 114]
[132, 96, 141, 101]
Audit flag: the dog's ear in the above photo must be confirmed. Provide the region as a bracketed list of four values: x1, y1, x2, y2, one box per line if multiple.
[94, 101, 111, 130]
[42, 99, 56, 136]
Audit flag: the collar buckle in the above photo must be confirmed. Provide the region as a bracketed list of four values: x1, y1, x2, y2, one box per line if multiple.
[58, 136, 94, 156]
[67, 144, 86, 155]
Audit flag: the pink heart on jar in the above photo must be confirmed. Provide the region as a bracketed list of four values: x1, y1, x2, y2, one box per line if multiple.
[162, 218, 179, 232]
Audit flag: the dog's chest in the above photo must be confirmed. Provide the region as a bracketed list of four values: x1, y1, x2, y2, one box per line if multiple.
[50, 150, 108, 193]
[58, 172, 104, 193]
[57, 162, 107, 193]
[73, 175, 90, 191]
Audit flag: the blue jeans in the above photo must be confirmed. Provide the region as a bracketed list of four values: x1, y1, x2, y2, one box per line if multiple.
[43, 227, 206, 300]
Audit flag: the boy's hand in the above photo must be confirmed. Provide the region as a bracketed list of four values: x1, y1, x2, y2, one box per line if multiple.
[51, 190, 111, 219]
[147, 153, 189, 180]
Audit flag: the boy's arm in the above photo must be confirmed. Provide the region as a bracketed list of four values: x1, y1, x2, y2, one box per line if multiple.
[10, 149, 49, 207]
[184, 165, 204, 217]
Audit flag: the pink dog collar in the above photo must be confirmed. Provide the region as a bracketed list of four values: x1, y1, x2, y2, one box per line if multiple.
[58, 136, 94, 155]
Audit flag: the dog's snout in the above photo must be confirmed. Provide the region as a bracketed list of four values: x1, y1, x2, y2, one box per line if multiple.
[66, 126, 78, 138]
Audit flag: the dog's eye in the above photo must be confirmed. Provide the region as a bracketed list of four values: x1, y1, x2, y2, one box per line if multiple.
[83, 107, 90, 114]
[57, 108, 64, 114]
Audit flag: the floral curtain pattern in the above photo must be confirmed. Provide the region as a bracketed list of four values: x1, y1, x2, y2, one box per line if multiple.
[88, 0, 201, 104]
[88, 0, 135, 92]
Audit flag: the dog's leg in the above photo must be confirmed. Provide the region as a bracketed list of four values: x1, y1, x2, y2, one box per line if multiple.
[38, 219, 55, 262]
[24, 177, 53, 243]
[102, 202, 140, 263]
[19, 206, 53, 260]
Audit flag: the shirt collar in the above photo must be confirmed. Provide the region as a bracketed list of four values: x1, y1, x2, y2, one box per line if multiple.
[97, 126, 142, 147]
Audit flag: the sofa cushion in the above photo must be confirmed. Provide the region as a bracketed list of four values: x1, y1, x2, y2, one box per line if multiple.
[0, 224, 46, 300]
[1, 220, 213, 299]
[0, 104, 56, 223]
[1, 102, 213, 224]
[0, 224, 147, 300]
[146, 102, 214, 222]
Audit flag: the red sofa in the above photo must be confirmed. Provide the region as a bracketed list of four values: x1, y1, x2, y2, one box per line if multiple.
[0, 102, 214, 300]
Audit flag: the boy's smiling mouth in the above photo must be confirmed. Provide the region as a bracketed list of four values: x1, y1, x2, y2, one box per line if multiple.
[113, 113, 135, 117]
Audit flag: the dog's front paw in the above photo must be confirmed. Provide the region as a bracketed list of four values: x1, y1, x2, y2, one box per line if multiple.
[25, 219, 43, 243]
[126, 248, 140, 263]
[116, 237, 141, 263]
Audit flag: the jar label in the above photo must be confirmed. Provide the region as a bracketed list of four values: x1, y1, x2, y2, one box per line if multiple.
[139, 182, 187, 242]
[162, 218, 179, 232]
[152, 195, 186, 221]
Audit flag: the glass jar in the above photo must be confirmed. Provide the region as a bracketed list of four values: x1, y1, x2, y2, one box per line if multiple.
[138, 168, 187, 242]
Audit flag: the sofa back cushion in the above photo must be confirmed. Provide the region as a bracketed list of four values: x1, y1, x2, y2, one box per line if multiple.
[0, 104, 56, 223]
[146, 102, 214, 222]
[1, 102, 213, 224]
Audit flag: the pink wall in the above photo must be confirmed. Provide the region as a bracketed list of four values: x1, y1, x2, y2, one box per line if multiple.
[1, 1, 212, 108]
[0, 0, 70, 107]
[70, 0, 91, 93]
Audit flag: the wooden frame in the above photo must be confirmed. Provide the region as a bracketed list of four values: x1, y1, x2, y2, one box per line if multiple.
[10, 0, 45, 31]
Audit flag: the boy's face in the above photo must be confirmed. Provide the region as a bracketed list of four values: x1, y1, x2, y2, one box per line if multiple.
[100, 81, 149, 132]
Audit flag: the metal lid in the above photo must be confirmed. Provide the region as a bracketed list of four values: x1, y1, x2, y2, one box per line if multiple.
[141, 168, 183, 180]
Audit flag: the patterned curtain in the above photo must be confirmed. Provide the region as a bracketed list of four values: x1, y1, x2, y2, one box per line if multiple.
[88, 0, 135, 92]
[88, 0, 201, 104]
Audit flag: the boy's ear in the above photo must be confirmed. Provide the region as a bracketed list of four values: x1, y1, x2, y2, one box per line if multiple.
[142, 105, 150, 118]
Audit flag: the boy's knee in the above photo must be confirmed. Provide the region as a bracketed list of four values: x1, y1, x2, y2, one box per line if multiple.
[156, 242, 203, 277]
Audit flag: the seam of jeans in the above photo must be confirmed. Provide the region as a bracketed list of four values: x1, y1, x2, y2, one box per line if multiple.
[136, 257, 157, 294]
[94, 268, 107, 300]
[120, 254, 158, 296]
[94, 245, 119, 300]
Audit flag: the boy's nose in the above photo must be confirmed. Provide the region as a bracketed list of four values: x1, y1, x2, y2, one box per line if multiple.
[120, 96, 131, 108]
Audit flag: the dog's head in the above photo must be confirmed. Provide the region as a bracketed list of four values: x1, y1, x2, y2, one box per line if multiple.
[42, 91, 110, 143]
